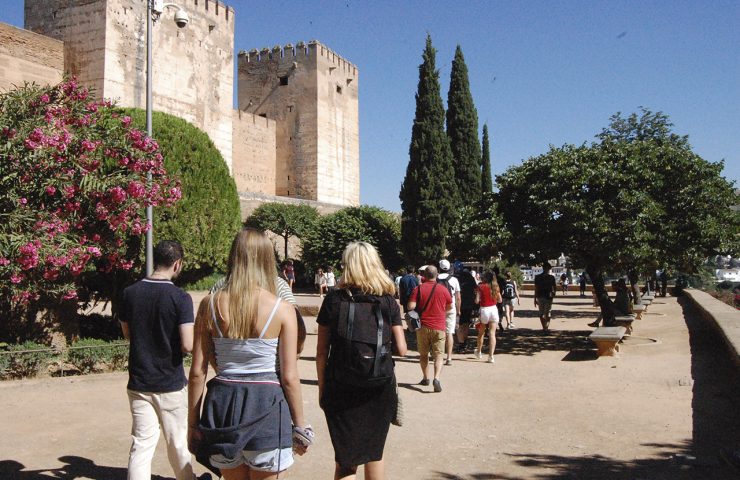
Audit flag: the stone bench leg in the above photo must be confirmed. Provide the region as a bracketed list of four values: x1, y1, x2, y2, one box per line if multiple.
[594, 339, 620, 356]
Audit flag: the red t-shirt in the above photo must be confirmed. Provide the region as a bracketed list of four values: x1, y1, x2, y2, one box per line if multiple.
[478, 283, 498, 307]
[410, 281, 452, 331]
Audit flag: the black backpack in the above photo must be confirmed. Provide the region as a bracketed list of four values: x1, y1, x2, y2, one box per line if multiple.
[437, 276, 453, 297]
[503, 281, 516, 299]
[328, 292, 394, 389]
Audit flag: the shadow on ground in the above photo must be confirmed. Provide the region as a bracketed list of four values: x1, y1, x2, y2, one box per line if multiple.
[0, 456, 170, 480]
[431, 440, 731, 479]
[679, 296, 740, 474]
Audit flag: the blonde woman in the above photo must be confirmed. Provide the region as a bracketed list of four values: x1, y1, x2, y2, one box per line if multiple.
[188, 229, 312, 480]
[475, 271, 503, 363]
[316, 242, 407, 480]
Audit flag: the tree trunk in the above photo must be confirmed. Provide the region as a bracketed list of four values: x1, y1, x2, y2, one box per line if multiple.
[586, 266, 616, 326]
[44, 301, 80, 351]
[283, 234, 289, 260]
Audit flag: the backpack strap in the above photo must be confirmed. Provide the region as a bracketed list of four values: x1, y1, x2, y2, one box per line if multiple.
[417, 283, 437, 315]
[373, 303, 384, 377]
[346, 301, 356, 340]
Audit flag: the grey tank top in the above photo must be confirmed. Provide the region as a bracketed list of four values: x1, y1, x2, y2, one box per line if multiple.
[209, 293, 281, 376]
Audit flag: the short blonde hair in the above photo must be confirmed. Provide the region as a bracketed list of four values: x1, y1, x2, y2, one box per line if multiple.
[338, 241, 395, 296]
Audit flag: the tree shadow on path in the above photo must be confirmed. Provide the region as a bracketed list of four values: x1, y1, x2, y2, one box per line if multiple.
[0, 456, 171, 480]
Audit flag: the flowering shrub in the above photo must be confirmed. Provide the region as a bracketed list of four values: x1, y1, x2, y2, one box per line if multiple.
[0, 79, 180, 314]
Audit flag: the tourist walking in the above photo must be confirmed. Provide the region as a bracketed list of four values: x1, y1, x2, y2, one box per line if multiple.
[501, 271, 520, 330]
[454, 263, 478, 352]
[120, 240, 195, 480]
[560, 273, 569, 295]
[316, 242, 407, 480]
[534, 263, 557, 331]
[579, 272, 587, 297]
[437, 259, 461, 365]
[474, 271, 502, 363]
[398, 266, 419, 314]
[282, 260, 295, 291]
[187, 229, 312, 479]
[326, 266, 337, 292]
[316, 268, 328, 297]
[407, 265, 452, 392]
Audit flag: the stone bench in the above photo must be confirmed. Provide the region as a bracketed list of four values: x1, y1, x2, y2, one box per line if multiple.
[613, 315, 636, 335]
[589, 326, 627, 357]
[631, 304, 647, 320]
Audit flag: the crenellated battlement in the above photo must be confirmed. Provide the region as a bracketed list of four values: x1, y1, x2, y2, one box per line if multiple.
[238, 40, 357, 77]
[185, 0, 234, 24]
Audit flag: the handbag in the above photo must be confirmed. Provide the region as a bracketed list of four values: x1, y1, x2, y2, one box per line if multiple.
[391, 381, 404, 427]
[404, 284, 437, 332]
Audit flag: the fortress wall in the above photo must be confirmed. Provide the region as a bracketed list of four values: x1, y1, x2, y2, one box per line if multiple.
[232, 110, 276, 196]
[25, 0, 107, 94]
[237, 42, 319, 200]
[315, 43, 359, 206]
[103, 0, 235, 171]
[0, 22, 64, 91]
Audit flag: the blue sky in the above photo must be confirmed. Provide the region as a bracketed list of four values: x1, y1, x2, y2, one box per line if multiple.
[4, 0, 739, 212]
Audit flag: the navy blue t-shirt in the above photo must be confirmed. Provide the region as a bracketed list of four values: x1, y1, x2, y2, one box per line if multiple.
[121, 278, 194, 392]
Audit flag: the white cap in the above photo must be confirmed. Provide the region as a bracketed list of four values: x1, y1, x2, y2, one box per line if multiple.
[439, 259, 450, 271]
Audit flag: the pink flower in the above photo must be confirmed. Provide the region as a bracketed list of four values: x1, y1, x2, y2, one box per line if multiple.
[62, 290, 78, 300]
[39, 94, 50, 104]
[43, 269, 60, 281]
[108, 186, 128, 203]
[0, 257, 10, 266]
[18, 198, 27, 206]
[46, 186, 57, 196]
[87, 246, 102, 257]
[10, 273, 24, 284]
[127, 181, 146, 199]
[121, 116, 132, 127]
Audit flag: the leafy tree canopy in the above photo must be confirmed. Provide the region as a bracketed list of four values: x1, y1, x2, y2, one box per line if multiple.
[124, 108, 241, 283]
[496, 108, 737, 321]
[245, 202, 319, 260]
[301, 206, 403, 273]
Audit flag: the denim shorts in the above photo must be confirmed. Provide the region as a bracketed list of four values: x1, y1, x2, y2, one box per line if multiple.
[210, 447, 294, 472]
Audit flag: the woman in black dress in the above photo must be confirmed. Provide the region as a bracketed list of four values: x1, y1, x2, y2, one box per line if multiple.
[316, 241, 407, 480]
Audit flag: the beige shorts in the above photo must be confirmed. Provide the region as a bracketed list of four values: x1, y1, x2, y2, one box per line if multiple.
[445, 310, 456, 334]
[416, 326, 446, 359]
[479, 305, 500, 324]
[537, 297, 553, 317]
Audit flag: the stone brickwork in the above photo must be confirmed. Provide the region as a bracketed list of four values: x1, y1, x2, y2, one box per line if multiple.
[238, 41, 359, 206]
[232, 110, 276, 196]
[25, 0, 235, 171]
[7, 0, 360, 217]
[25, 0, 108, 95]
[0, 23, 63, 92]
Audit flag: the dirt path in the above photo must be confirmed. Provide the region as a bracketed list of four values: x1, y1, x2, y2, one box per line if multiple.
[1, 292, 738, 479]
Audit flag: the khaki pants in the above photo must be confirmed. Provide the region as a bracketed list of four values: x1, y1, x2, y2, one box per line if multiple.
[127, 386, 193, 480]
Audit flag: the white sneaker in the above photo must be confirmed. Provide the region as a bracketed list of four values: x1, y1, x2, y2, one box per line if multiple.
[487, 356, 495, 363]
[474, 349, 481, 359]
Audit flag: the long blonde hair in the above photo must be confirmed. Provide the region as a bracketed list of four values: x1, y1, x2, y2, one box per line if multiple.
[338, 241, 395, 296]
[224, 229, 277, 338]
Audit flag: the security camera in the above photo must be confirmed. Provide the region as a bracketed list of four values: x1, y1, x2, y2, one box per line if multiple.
[174, 9, 189, 28]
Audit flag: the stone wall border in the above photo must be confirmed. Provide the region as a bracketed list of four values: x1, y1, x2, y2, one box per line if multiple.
[683, 288, 740, 367]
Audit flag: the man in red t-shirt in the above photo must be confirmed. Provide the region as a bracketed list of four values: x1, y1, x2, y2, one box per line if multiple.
[407, 265, 452, 392]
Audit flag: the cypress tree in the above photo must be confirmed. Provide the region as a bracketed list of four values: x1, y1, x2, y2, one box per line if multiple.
[400, 35, 458, 265]
[446, 45, 482, 201]
[481, 124, 493, 193]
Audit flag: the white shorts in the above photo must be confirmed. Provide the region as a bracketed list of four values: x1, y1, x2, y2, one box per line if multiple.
[445, 310, 456, 334]
[479, 305, 500, 325]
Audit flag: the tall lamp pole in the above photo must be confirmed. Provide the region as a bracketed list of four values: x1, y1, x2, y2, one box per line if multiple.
[145, 0, 189, 276]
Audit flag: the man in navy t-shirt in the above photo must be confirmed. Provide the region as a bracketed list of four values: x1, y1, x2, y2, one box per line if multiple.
[120, 240, 195, 480]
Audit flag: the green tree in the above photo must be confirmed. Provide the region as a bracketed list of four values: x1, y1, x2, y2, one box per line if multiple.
[446, 192, 506, 262]
[125, 108, 241, 283]
[496, 109, 737, 324]
[400, 35, 459, 265]
[301, 206, 403, 273]
[481, 124, 493, 193]
[245, 202, 319, 260]
[446, 45, 481, 201]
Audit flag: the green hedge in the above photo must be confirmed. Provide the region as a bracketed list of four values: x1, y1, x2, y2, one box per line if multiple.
[0, 341, 54, 379]
[67, 338, 129, 373]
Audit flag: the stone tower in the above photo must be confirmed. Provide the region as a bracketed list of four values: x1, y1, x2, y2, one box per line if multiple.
[24, 0, 235, 170]
[237, 41, 360, 206]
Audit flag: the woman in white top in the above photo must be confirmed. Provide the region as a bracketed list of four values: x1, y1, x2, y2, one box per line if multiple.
[188, 229, 312, 480]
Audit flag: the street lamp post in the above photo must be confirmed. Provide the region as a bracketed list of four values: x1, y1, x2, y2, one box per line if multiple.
[145, 0, 189, 276]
